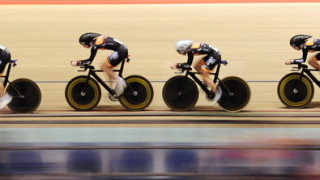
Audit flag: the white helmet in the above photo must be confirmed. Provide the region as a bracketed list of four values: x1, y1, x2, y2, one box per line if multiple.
[175, 40, 193, 54]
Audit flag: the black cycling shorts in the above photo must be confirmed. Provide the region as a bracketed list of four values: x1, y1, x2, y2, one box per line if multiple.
[106, 45, 128, 68]
[0, 51, 11, 74]
[202, 55, 219, 71]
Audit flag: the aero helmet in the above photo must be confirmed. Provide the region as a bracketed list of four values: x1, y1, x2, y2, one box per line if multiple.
[175, 40, 193, 54]
[79, 32, 101, 46]
[290, 34, 312, 47]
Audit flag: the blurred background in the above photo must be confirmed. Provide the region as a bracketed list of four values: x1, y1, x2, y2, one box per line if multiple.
[1, 1, 320, 179]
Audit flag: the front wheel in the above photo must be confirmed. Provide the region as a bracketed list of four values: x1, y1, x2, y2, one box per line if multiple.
[218, 76, 250, 112]
[65, 76, 101, 111]
[119, 75, 154, 111]
[7, 78, 42, 113]
[162, 76, 199, 111]
[277, 73, 314, 108]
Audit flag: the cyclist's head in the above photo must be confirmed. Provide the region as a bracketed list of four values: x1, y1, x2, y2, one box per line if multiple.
[290, 34, 312, 49]
[175, 40, 193, 55]
[79, 33, 101, 47]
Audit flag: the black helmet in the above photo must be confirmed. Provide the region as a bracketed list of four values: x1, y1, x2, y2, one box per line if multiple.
[290, 34, 312, 47]
[79, 32, 101, 46]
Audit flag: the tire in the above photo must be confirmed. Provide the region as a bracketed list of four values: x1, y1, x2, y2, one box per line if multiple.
[7, 78, 41, 113]
[65, 76, 101, 111]
[162, 76, 198, 111]
[277, 73, 313, 108]
[119, 75, 154, 111]
[218, 76, 250, 112]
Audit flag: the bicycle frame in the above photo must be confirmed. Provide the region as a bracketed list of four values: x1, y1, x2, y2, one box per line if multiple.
[1, 60, 16, 87]
[80, 58, 128, 95]
[293, 63, 320, 87]
[179, 63, 228, 95]
[1, 60, 26, 98]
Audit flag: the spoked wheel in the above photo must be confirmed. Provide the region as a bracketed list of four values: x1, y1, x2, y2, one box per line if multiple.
[65, 76, 101, 111]
[7, 78, 41, 113]
[218, 76, 250, 112]
[119, 75, 154, 111]
[162, 76, 198, 111]
[277, 73, 313, 108]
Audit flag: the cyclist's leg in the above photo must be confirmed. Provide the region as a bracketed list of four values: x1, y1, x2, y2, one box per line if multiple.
[101, 58, 126, 96]
[101, 60, 116, 87]
[0, 74, 4, 97]
[0, 58, 12, 109]
[0, 59, 5, 97]
[103, 47, 128, 96]
[201, 56, 217, 92]
[202, 56, 221, 104]
[308, 52, 320, 71]
[193, 55, 206, 72]
[202, 69, 216, 91]
[0, 57, 10, 97]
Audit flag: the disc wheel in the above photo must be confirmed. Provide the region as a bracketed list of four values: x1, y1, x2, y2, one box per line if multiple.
[119, 75, 154, 111]
[162, 76, 198, 111]
[277, 73, 313, 108]
[218, 76, 250, 112]
[65, 76, 101, 111]
[7, 78, 42, 113]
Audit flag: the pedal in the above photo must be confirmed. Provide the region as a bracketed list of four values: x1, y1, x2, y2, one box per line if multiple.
[205, 91, 215, 101]
[108, 93, 119, 102]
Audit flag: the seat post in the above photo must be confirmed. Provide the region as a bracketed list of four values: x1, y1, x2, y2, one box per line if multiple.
[118, 59, 126, 77]
[213, 64, 221, 83]
[3, 61, 13, 87]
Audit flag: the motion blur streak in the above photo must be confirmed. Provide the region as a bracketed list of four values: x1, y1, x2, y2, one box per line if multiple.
[1, 0, 320, 179]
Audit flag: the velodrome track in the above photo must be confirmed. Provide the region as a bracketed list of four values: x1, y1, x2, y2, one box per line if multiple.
[2, 2, 320, 178]
[1, 2, 320, 116]
[1, 2, 320, 127]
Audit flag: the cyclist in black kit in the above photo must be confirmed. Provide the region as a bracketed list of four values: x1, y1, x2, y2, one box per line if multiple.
[286, 34, 320, 71]
[0, 44, 12, 109]
[71, 32, 127, 96]
[171, 40, 222, 104]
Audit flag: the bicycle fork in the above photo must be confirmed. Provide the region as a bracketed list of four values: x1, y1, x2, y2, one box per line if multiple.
[293, 75, 304, 93]
[293, 69, 309, 93]
[176, 74, 190, 96]
[7, 82, 24, 98]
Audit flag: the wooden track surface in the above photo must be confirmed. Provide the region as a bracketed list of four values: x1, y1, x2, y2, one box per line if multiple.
[1, 3, 320, 112]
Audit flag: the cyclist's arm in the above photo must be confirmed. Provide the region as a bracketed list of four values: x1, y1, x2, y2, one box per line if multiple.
[79, 46, 98, 65]
[301, 47, 308, 62]
[186, 52, 194, 65]
[292, 59, 304, 64]
[289, 48, 308, 64]
[176, 52, 193, 69]
[177, 63, 191, 69]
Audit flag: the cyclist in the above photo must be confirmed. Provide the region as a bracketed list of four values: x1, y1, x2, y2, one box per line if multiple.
[71, 32, 127, 97]
[171, 40, 222, 104]
[285, 35, 320, 70]
[0, 44, 12, 109]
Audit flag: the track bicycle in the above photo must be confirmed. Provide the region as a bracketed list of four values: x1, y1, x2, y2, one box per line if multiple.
[278, 63, 318, 108]
[162, 60, 251, 111]
[1, 60, 42, 113]
[65, 57, 154, 111]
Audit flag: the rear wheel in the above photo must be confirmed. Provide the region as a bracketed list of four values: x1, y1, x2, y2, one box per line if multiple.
[119, 75, 154, 111]
[65, 76, 101, 111]
[7, 78, 41, 113]
[277, 73, 313, 108]
[162, 76, 198, 111]
[218, 76, 250, 111]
